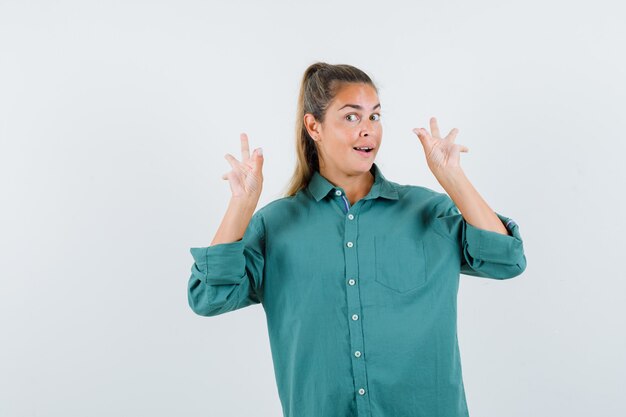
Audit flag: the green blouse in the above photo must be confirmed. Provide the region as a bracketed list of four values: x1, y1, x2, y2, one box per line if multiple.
[188, 162, 527, 417]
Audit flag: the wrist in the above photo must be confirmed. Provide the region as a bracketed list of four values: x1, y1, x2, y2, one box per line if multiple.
[229, 196, 259, 213]
[435, 167, 466, 189]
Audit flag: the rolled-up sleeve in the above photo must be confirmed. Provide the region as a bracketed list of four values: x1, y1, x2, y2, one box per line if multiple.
[431, 194, 527, 279]
[187, 211, 265, 316]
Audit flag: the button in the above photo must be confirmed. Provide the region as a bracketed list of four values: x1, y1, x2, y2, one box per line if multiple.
[346, 241, 353, 248]
[348, 279, 356, 285]
[335, 190, 342, 196]
[352, 314, 359, 321]
[358, 388, 366, 395]
[354, 350, 361, 358]
[348, 214, 354, 220]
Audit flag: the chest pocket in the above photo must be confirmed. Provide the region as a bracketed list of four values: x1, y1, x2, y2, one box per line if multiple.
[374, 235, 427, 293]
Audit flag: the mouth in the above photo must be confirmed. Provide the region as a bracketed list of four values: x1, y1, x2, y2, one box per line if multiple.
[353, 146, 374, 156]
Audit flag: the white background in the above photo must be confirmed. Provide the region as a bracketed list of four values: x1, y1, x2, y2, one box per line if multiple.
[1, 0, 625, 416]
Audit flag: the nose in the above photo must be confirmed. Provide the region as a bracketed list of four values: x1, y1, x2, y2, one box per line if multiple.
[360, 118, 374, 137]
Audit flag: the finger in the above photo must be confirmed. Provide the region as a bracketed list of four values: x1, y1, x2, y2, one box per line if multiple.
[225, 153, 251, 176]
[446, 128, 459, 143]
[225, 153, 253, 177]
[240, 133, 250, 162]
[413, 127, 433, 139]
[412, 127, 423, 140]
[459, 145, 469, 152]
[224, 153, 240, 170]
[222, 172, 229, 180]
[253, 147, 264, 173]
[412, 127, 432, 143]
[430, 117, 441, 139]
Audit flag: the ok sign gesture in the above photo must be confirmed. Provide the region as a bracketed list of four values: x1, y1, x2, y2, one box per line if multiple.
[222, 133, 264, 201]
[413, 117, 469, 175]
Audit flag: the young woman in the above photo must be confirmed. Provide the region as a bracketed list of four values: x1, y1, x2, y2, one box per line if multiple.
[188, 62, 527, 417]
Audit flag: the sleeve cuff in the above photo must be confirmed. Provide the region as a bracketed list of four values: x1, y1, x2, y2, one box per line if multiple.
[189, 240, 247, 285]
[464, 213, 525, 265]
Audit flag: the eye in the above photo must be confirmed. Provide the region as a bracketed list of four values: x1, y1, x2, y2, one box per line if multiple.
[371, 113, 381, 121]
[345, 114, 359, 122]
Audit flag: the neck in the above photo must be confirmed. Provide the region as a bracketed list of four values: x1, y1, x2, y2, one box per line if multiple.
[319, 165, 375, 205]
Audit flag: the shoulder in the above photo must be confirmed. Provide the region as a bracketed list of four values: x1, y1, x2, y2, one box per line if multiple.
[391, 181, 451, 207]
[256, 193, 301, 215]
[385, 179, 460, 221]
[251, 193, 302, 229]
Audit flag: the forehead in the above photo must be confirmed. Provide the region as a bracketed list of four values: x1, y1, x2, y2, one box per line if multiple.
[331, 83, 379, 107]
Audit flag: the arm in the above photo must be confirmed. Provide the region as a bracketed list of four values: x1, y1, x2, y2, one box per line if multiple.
[188, 205, 266, 316]
[437, 168, 510, 236]
[414, 118, 509, 237]
[432, 194, 527, 279]
[212, 197, 258, 245]
[429, 138, 526, 278]
[414, 117, 526, 278]
[188, 133, 265, 316]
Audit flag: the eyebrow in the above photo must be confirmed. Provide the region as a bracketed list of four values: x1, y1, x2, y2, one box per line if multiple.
[337, 103, 381, 111]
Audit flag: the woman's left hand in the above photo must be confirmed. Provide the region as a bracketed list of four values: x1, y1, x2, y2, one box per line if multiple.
[412, 117, 469, 176]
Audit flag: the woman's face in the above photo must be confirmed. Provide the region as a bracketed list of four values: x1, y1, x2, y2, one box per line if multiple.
[311, 82, 382, 176]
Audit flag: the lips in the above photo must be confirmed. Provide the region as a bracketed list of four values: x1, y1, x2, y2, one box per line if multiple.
[353, 147, 374, 156]
[352, 145, 375, 153]
[353, 144, 375, 149]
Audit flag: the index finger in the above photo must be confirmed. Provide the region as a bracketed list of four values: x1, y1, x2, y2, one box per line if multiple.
[430, 117, 441, 139]
[240, 132, 250, 162]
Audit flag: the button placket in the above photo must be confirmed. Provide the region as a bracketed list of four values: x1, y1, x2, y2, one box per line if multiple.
[343, 202, 371, 415]
[333, 188, 351, 214]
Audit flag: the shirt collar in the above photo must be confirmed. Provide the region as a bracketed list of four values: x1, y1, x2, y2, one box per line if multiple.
[307, 162, 399, 202]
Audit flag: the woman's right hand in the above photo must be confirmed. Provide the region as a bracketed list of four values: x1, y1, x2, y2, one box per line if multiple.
[221, 133, 264, 201]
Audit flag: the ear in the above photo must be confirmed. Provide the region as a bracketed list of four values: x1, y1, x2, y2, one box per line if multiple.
[304, 113, 321, 141]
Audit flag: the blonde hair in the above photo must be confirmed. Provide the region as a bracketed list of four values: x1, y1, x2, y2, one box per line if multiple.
[282, 62, 378, 197]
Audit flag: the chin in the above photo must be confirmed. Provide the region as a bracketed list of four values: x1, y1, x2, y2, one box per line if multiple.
[351, 159, 375, 173]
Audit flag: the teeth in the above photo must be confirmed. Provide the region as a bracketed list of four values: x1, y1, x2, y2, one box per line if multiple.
[354, 147, 372, 150]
